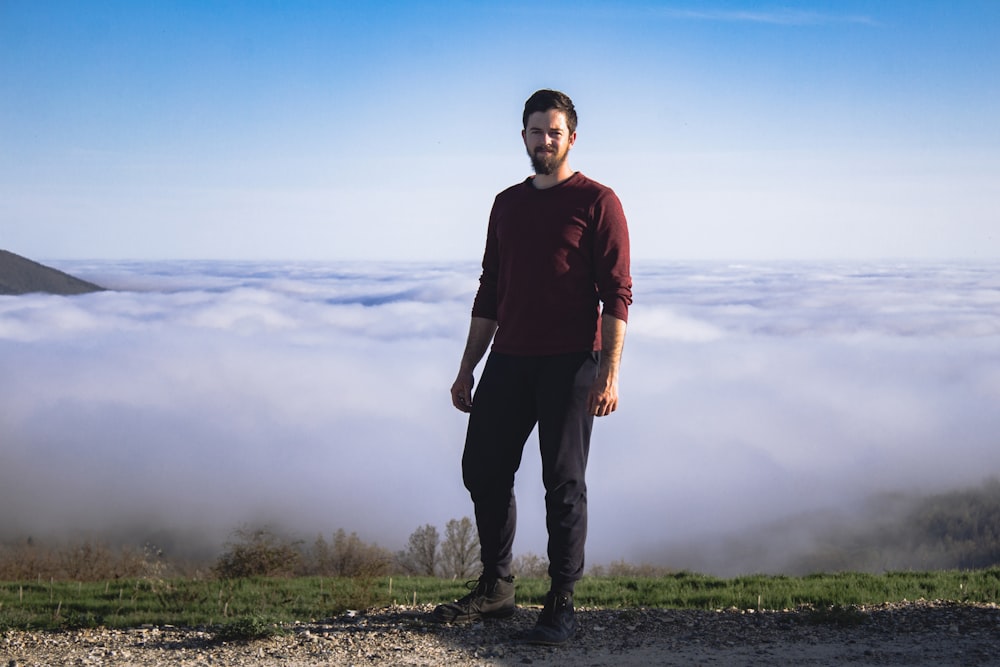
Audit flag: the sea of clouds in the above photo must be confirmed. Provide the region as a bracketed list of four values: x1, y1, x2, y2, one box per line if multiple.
[2, 260, 999, 574]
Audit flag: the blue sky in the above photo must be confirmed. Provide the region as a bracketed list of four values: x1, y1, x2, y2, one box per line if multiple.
[2, 1, 998, 261]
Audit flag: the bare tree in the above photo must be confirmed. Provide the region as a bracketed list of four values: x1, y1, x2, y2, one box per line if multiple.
[330, 529, 392, 577]
[308, 533, 333, 575]
[512, 551, 549, 578]
[439, 517, 480, 579]
[303, 530, 392, 577]
[398, 524, 439, 575]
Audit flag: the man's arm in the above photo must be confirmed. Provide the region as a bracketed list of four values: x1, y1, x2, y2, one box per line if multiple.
[587, 314, 626, 417]
[451, 316, 498, 413]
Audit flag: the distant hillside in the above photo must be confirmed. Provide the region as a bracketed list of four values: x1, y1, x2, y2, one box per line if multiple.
[794, 478, 1000, 573]
[0, 249, 105, 296]
[650, 478, 1000, 576]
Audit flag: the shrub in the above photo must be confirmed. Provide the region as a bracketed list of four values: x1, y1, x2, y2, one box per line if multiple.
[589, 559, 674, 578]
[0, 538, 170, 582]
[212, 527, 302, 579]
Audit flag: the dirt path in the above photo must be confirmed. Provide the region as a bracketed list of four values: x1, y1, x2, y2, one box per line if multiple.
[5, 601, 999, 666]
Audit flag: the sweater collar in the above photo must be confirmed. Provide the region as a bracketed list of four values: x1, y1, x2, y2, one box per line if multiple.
[526, 171, 581, 191]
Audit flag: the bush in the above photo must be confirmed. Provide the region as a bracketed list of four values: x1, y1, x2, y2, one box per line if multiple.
[589, 559, 674, 578]
[0, 538, 170, 582]
[213, 528, 301, 579]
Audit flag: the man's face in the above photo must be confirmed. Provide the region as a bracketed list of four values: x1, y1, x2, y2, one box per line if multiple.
[522, 109, 576, 176]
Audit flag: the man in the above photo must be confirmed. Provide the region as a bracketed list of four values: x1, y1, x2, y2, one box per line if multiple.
[432, 89, 631, 646]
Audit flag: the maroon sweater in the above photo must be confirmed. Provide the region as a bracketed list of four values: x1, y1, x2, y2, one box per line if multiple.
[471, 172, 632, 355]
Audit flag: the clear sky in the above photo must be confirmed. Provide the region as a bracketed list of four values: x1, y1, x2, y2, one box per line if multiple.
[2, 1, 998, 261]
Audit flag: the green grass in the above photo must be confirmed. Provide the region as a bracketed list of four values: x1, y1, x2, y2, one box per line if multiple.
[574, 569, 1000, 610]
[2, 569, 999, 633]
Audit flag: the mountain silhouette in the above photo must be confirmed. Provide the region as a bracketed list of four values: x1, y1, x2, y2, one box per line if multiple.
[0, 249, 105, 296]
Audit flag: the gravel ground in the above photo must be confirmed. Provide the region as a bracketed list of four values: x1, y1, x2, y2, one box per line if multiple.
[4, 600, 1000, 666]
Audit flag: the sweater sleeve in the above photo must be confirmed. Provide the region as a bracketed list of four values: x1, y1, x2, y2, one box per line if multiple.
[592, 189, 632, 323]
[470, 196, 501, 320]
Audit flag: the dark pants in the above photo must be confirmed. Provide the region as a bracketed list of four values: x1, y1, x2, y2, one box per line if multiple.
[462, 350, 598, 593]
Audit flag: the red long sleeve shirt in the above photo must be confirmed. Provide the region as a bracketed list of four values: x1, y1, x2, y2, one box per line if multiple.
[471, 172, 632, 355]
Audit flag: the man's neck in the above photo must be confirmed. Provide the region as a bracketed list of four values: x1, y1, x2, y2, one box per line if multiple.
[531, 166, 575, 190]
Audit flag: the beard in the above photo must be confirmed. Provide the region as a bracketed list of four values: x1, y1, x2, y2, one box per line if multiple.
[528, 145, 568, 176]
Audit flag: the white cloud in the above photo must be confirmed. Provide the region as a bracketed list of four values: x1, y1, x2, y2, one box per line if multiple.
[628, 307, 724, 342]
[2, 260, 998, 573]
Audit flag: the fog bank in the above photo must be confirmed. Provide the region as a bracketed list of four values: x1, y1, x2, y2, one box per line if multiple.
[2, 260, 998, 574]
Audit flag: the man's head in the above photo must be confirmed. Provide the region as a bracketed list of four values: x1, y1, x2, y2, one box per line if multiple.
[522, 89, 577, 136]
[521, 89, 578, 178]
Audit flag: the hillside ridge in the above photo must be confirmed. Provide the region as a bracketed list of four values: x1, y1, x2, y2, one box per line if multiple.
[0, 249, 104, 295]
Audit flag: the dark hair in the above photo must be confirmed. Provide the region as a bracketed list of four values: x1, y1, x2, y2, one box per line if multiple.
[522, 89, 577, 135]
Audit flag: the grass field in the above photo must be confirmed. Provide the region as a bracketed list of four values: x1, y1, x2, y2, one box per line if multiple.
[3, 569, 1000, 633]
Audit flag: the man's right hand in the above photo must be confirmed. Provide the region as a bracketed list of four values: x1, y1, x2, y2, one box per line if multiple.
[451, 371, 475, 412]
[451, 317, 497, 413]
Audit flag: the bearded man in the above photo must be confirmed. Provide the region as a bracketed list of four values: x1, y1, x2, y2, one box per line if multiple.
[433, 89, 632, 646]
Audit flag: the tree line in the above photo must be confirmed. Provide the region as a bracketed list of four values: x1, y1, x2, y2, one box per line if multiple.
[5, 479, 1000, 582]
[211, 517, 496, 580]
[0, 517, 550, 583]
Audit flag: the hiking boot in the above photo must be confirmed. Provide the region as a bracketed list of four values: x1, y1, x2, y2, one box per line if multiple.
[432, 575, 516, 623]
[525, 591, 576, 645]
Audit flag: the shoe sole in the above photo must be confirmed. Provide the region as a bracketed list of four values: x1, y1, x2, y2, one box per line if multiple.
[431, 605, 517, 624]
